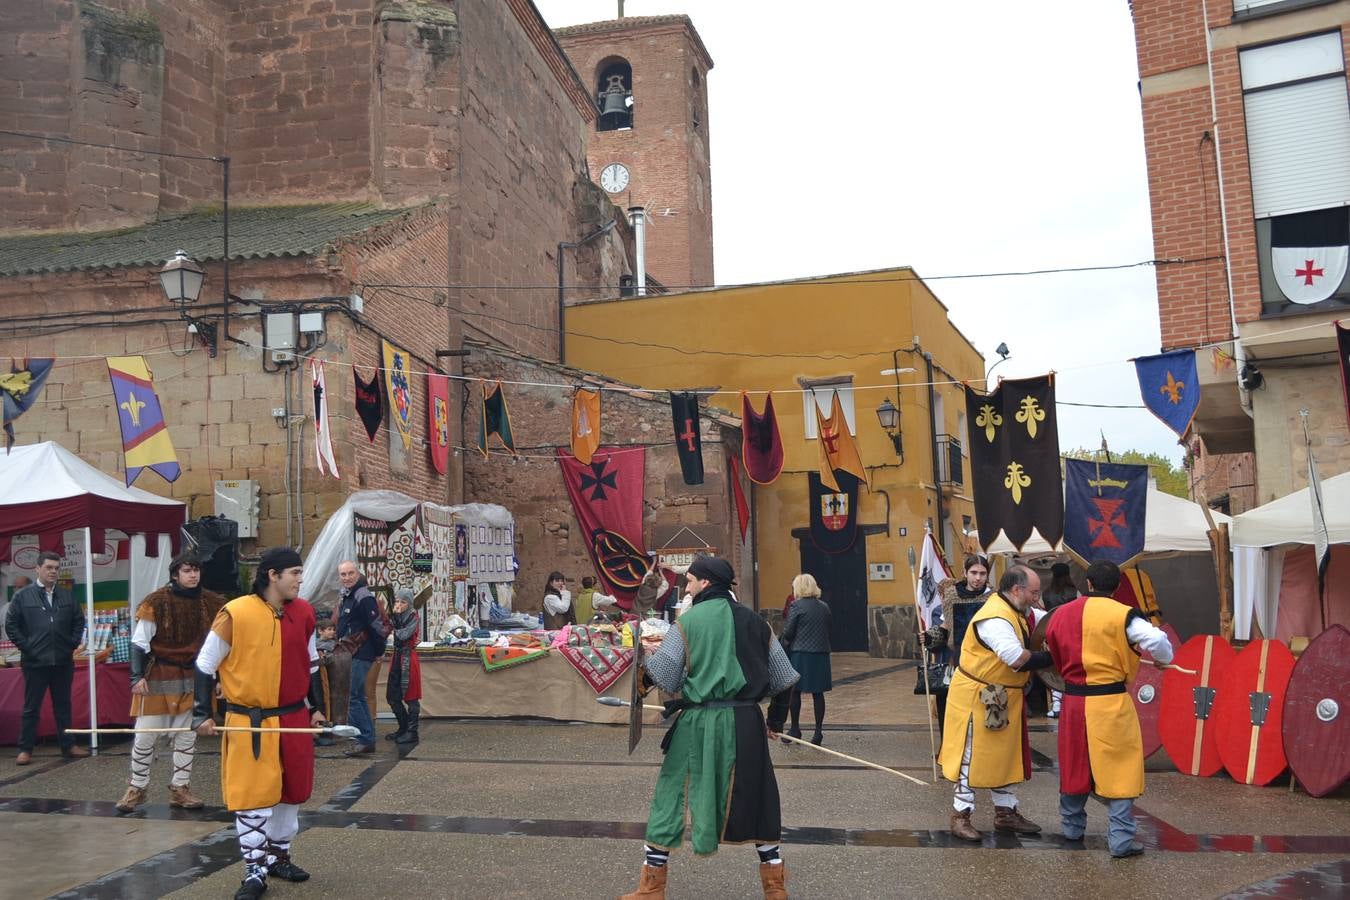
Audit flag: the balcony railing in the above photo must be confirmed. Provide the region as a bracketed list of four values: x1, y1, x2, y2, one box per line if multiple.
[937, 434, 963, 486]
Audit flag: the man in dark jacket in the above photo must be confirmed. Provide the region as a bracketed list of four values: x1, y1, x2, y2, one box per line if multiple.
[5, 552, 90, 764]
[335, 560, 386, 756]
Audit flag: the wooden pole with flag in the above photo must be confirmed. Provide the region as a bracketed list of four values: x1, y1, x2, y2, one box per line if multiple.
[908, 543, 939, 781]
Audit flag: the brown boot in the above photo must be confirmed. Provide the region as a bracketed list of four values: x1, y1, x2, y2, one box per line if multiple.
[951, 809, 981, 842]
[168, 784, 205, 809]
[115, 785, 147, 813]
[993, 805, 1042, 835]
[618, 864, 667, 900]
[760, 861, 788, 899]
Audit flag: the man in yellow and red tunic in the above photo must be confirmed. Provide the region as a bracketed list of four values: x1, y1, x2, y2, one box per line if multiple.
[1043, 560, 1173, 859]
[193, 547, 324, 900]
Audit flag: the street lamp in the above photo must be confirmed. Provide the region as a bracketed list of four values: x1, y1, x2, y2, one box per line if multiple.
[985, 341, 1010, 381]
[875, 397, 903, 458]
[159, 250, 217, 356]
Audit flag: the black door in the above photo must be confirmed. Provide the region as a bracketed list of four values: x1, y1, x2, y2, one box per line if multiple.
[797, 536, 869, 652]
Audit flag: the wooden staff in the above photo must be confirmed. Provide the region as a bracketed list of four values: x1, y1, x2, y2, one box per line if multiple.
[598, 698, 929, 786]
[67, 724, 361, 737]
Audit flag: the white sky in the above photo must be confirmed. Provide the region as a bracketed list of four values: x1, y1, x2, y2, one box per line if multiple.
[536, 1, 1183, 463]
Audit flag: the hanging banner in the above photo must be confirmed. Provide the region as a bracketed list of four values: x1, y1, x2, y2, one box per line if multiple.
[1134, 349, 1200, 439]
[571, 388, 601, 465]
[670, 391, 704, 485]
[311, 359, 339, 478]
[106, 356, 180, 486]
[814, 389, 867, 491]
[478, 381, 517, 457]
[728, 452, 750, 543]
[1270, 207, 1349, 305]
[557, 447, 648, 608]
[808, 470, 859, 554]
[1, 357, 54, 451]
[354, 366, 383, 442]
[742, 391, 784, 484]
[1063, 459, 1147, 567]
[965, 375, 1062, 550]
[427, 370, 450, 475]
[381, 339, 414, 451]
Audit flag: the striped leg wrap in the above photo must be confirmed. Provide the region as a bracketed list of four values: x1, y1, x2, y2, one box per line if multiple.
[644, 845, 670, 868]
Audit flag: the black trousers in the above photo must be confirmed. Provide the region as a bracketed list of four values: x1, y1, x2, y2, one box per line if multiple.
[19, 663, 76, 752]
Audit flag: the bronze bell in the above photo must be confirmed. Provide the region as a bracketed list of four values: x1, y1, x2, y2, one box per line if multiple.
[598, 74, 632, 129]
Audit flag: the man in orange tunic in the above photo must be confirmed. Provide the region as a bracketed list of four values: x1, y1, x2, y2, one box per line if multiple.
[1044, 560, 1173, 859]
[194, 547, 325, 900]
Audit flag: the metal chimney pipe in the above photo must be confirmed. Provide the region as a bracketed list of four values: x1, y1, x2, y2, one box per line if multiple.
[628, 206, 647, 296]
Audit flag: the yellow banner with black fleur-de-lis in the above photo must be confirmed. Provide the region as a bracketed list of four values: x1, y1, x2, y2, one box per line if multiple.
[964, 375, 1062, 551]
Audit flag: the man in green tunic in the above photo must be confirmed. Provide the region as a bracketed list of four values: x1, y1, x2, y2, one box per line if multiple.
[620, 556, 799, 900]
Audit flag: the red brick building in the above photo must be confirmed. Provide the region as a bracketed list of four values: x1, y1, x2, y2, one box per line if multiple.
[555, 15, 715, 290]
[1131, 2, 1350, 508]
[0, 0, 637, 551]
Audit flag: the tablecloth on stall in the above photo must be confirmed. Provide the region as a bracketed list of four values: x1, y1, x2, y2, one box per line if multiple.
[0, 662, 132, 745]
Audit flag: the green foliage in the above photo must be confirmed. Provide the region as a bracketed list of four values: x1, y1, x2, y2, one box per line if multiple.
[1063, 448, 1189, 499]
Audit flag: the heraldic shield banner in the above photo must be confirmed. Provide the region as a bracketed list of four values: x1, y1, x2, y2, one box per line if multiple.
[808, 470, 859, 554]
[556, 447, 648, 609]
[1063, 459, 1148, 567]
[1134, 349, 1199, 440]
[965, 375, 1063, 551]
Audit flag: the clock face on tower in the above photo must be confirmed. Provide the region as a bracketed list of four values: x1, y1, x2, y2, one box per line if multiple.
[600, 163, 630, 194]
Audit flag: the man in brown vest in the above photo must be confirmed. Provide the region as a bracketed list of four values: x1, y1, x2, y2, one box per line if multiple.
[117, 551, 228, 812]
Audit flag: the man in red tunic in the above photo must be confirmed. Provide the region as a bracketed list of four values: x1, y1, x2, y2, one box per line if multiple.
[1044, 560, 1173, 859]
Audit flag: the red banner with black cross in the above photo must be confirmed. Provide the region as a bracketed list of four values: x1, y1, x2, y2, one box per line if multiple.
[557, 447, 649, 610]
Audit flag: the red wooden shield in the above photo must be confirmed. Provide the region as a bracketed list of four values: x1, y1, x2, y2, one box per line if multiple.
[1131, 625, 1179, 759]
[1159, 635, 1235, 777]
[1212, 639, 1296, 786]
[1281, 625, 1350, 798]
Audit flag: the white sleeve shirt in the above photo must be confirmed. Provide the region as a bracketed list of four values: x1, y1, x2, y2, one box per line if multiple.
[974, 617, 1026, 668]
[1127, 616, 1174, 664]
[131, 618, 156, 653]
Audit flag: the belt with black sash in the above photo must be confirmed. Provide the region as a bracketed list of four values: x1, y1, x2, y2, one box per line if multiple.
[224, 700, 306, 759]
[1061, 680, 1126, 697]
[658, 697, 761, 753]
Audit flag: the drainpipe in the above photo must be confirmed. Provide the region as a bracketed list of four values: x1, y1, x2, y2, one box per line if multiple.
[556, 218, 618, 364]
[1200, 0, 1253, 419]
[628, 206, 647, 296]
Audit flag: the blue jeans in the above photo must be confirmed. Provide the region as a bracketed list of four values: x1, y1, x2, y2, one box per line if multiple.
[348, 657, 376, 746]
[1059, 793, 1137, 855]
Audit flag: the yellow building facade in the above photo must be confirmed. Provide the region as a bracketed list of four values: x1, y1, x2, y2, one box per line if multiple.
[568, 268, 984, 657]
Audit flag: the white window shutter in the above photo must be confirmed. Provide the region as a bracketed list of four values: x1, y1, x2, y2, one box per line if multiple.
[1243, 78, 1350, 219]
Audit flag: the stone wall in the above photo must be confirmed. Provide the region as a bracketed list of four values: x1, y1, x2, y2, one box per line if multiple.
[461, 343, 746, 615]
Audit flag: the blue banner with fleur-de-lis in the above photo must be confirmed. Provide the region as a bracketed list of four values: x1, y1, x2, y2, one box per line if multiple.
[965, 375, 1063, 551]
[1134, 349, 1199, 439]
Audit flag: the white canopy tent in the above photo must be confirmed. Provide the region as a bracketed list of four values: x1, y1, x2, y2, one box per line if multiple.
[0, 442, 185, 751]
[984, 486, 1231, 557]
[1230, 471, 1350, 639]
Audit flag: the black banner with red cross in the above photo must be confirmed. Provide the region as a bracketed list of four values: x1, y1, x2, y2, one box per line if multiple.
[809, 470, 859, 554]
[670, 391, 704, 485]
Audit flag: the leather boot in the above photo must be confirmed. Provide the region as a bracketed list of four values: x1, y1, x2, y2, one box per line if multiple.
[618, 864, 667, 899]
[993, 805, 1042, 835]
[116, 785, 147, 813]
[168, 784, 205, 809]
[759, 862, 788, 899]
[386, 703, 407, 742]
[396, 701, 420, 744]
[950, 809, 981, 842]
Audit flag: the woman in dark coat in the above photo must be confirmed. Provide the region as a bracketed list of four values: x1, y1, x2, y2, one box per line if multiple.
[542, 571, 574, 631]
[780, 573, 832, 745]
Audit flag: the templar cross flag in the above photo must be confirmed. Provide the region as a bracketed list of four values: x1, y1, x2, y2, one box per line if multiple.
[670, 391, 703, 485]
[1271, 207, 1349, 306]
[1063, 459, 1147, 567]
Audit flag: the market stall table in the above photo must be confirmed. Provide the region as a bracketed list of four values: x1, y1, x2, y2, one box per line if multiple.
[0, 661, 132, 745]
[376, 651, 658, 724]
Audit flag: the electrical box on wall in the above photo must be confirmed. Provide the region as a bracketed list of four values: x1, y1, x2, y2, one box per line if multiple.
[868, 563, 895, 581]
[265, 312, 297, 363]
[214, 480, 261, 538]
